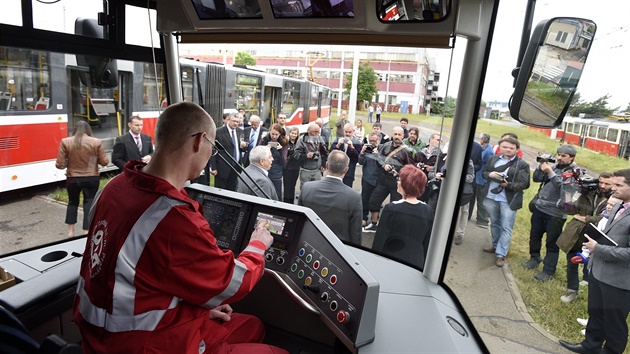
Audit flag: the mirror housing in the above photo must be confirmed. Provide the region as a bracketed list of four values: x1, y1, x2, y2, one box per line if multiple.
[74, 18, 118, 89]
[509, 17, 596, 127]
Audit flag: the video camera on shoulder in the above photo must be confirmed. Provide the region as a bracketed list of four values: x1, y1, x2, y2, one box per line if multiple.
[536, 153, 556, 164]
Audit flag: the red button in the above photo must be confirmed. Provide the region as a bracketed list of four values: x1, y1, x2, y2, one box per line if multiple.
[336, 310, 350, 324]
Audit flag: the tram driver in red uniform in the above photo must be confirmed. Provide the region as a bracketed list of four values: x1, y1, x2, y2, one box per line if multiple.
[73, 102, 288, 354]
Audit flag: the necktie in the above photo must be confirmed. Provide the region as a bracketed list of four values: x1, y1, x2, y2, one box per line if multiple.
[135, 136, 142, 152]
[231, 129, 239, 161]
[614, 203, 628, 220]
[249, 129, 257, 151]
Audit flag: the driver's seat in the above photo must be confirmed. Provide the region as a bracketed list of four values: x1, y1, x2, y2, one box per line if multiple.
[0, 305, 82, 354]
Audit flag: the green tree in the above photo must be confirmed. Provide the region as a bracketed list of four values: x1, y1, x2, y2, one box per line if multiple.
[432, 96, 456, 117]
[344, 61, 378, 108]
[235, 51, 256, 66]
[568, 93, 616, 117]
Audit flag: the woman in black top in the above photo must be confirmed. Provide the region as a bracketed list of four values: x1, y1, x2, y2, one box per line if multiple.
[261, 124, 286, 200]
[372, 165, 433, 270]
[282, 127, 301, 203]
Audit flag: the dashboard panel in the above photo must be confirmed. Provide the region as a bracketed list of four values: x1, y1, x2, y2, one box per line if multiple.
[187, 184, 379, 351]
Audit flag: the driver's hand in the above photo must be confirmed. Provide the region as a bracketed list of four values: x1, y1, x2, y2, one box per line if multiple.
[251, 221, 273, 249]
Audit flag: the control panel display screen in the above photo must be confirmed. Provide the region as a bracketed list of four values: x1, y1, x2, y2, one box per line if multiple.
[201, 195, 249, 252]
[257, 212, 287, 237]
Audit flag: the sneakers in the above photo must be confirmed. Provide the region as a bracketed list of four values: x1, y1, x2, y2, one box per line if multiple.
[454, 235, 463, 245]
[363, 223, 378, 233]
[523, 257, 542, 270]
[361, 219, 367, 227]
[534, 272, 554, 282]
[496, 257, 505, 267]
[577, 318, 588, 327]
[482, 246, 496, 253]
[560, 291, 578, 303]
[580, 329, 586, 336]
[579, 280, 589, 287]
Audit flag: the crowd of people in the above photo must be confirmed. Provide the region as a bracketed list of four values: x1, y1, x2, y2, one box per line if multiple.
[57, 103, 630, 353]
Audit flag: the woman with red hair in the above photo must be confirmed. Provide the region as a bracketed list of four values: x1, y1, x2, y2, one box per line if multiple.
[372, 164, 433, 270]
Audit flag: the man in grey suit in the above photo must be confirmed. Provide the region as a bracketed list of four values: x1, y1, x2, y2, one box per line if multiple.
[237, 145, 278, 201]
[112, 115, 153, 171]
[298, 150, 362, 245]
[560, 168, 630, 354]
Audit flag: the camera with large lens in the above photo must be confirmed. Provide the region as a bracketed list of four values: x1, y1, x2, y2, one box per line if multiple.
[364, 144, 374, 154]
[577, 176, 599, 193]
[536, 153, 556, 164]
[312, 152, 320, 160]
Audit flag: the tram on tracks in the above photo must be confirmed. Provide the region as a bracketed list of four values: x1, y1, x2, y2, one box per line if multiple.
[554, 116, 630, 158]
[0, 47, 330, 192]
[0, 0, 598, 353]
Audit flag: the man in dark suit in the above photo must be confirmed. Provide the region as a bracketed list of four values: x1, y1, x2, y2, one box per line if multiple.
[210, 112, 246, 191]
[298, 150, 362, 245]
[237, 146, 278, 200]
[560, 168, 630, 354]
[112, 115, 153, 171]
[331, 123, 362, 188]
[243, 115, 268, 167]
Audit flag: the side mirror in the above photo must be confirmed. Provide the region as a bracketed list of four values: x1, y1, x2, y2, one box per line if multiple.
[74, 18, 118, 89]
[509, 17, 596, 127]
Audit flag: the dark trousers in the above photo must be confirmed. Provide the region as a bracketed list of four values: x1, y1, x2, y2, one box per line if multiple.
[529, 208, 567, 275]
[361, 180, 377, 221]
[283, 168, 299, 203]
[369, 179, 401, 213]
[342, 163, 357, 188]
[474, 184, 490, 225]
[582, 275, 630, 354]
[566, 250, 589, 292]
[65, 176, 100, 230]
[270, 178, 282, 201]
[215, 169, 239, 191]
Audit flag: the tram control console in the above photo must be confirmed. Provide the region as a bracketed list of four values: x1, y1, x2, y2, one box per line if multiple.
[186, 184, 379, 352]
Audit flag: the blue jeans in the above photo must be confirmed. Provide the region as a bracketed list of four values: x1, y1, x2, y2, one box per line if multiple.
[484, 198, 517, 258]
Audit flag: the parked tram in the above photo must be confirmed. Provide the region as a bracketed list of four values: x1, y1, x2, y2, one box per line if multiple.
[560, 116, 630, 158]
[0, 49, 330, 192]
[536, 116, 630, 158]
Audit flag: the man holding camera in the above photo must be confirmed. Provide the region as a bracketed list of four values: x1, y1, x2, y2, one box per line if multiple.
[293, 122, 328, 188]
[364, 127, 414, 233]
[524, 144, 578, 281]
[332, 123, 362, 187]
[359, 132, 382, 225]
[481, 137, 530, 267]
[555, 172, 614, 303]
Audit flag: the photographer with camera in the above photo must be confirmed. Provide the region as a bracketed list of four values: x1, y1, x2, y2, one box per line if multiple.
[555, 172, 614, 303]
[364, 127, 414, 233]
[524, 144, 578, 282]
[293, 122, 329, 188]
[359, 132, 382, 225]
[332, 123, 363, 187]
[481, 137, 531, 267]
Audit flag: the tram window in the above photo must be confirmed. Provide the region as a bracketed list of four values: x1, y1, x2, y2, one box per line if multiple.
[311, 85, 319, 107]
[125, 5, 160, 48]
[0, 0, 22, 26]
[322, 88, 331, 106]
[572, 123, 581, 134]
[588, 125, 597, 137]
[143, 63, 166, 110]
[607, 128, 618, 142]
[0, 48, 50, 111]
[597, 127, 607, 140]
[282, 81, 301, 117]
[33, 0, 101, 36]
[234, 75, 261, 116]
[566, 123, 573, 132]
[182, 67, 194, 102]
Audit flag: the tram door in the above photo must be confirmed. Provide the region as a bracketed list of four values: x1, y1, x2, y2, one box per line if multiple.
[619, 130, 630, 159]
[262, 75, 283, 127]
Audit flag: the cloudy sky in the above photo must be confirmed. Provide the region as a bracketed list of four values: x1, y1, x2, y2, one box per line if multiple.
[434, 0, 630, 109]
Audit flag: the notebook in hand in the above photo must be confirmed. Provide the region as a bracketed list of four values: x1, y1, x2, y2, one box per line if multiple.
[583, 222, 618, 247]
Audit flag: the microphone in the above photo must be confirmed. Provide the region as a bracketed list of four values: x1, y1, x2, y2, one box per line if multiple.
[209, 139, 271, 199]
